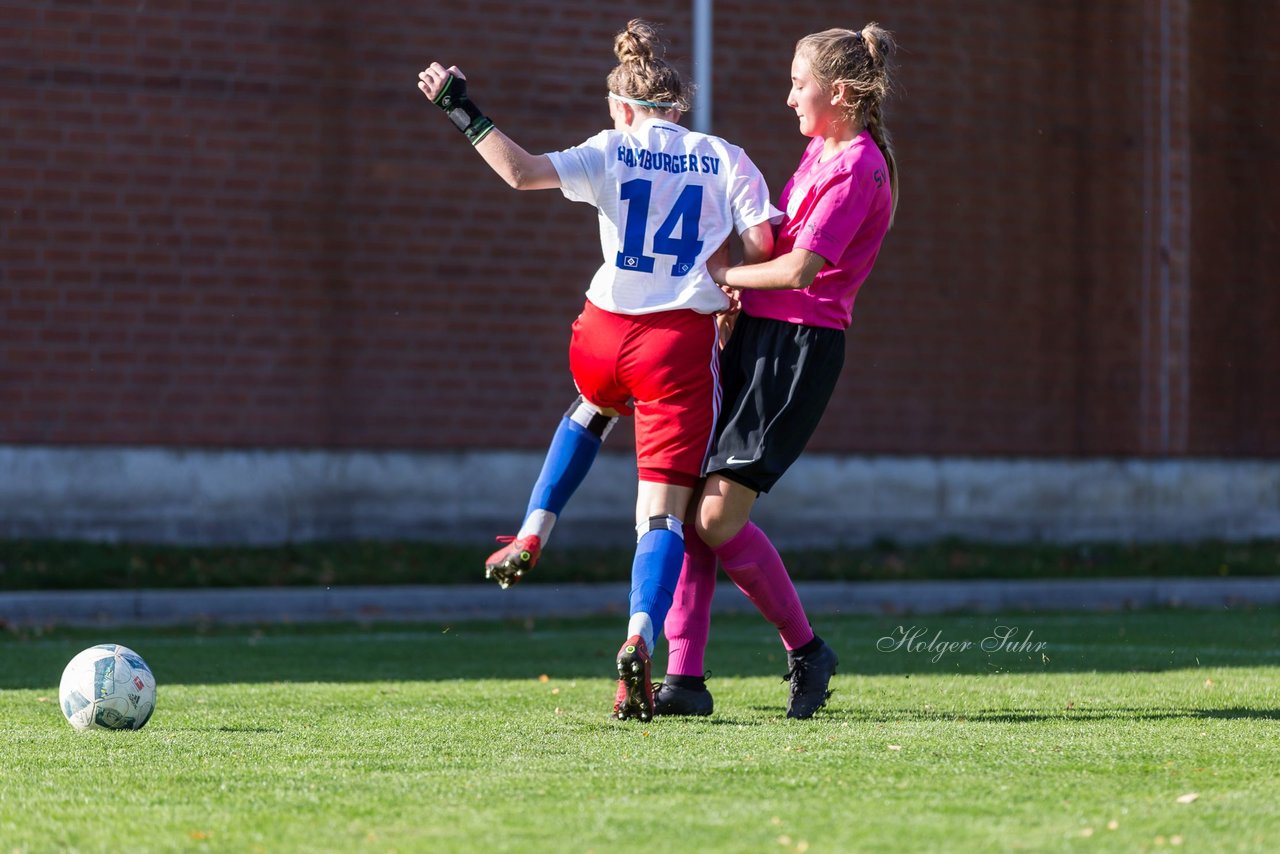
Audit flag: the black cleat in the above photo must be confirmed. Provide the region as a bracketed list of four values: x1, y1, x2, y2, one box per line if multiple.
[783, 642, 838, 719]
[653, 680, 714, 717]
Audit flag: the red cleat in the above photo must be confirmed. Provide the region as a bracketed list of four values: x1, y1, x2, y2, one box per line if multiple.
[612, 635, 655, 721]
[484, 534, 541, 589]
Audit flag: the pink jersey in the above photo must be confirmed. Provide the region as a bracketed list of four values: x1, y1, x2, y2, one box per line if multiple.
[741, 131, 892, 330]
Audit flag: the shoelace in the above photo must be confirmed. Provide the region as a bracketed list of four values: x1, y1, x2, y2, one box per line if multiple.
[494, 534, 539, 553]
[782, 661, 808, 698]
[783, 659, 835, 707]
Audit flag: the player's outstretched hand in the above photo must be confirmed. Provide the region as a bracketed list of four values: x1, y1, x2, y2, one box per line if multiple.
[719, 284, 742, 314]
[417, 62, 466, 102]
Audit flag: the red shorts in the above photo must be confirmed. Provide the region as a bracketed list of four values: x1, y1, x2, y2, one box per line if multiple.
[569, 300, 720, 487]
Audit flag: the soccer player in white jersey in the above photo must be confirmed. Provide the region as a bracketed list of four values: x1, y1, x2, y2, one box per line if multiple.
[419, 19, 776, 721]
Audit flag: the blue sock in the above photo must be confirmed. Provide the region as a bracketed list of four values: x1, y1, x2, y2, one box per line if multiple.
[525, 417, 601, 520]
[627, 523, 686, 649]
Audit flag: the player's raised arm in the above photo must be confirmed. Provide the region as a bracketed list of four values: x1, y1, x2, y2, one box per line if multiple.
[417, 63, 560, 191]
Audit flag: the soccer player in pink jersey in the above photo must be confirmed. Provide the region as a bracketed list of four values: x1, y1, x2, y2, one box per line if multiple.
[656, 24, 901, 719]
[419, 20, 776, 721]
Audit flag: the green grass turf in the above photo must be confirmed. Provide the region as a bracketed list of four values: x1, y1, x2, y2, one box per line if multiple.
[2, 609, 1278, 852]
[2, 537, 1278, 590]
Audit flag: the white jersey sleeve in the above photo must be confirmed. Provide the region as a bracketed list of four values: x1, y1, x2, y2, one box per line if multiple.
[727, 148, 780, 233]
[548, 131, 609, 205]
[547, 120, 778, 316]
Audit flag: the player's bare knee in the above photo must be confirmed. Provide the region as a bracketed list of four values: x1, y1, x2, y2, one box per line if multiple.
[695, 508, 736, 549]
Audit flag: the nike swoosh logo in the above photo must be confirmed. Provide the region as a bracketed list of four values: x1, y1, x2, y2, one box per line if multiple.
[725, 456, 756, 465]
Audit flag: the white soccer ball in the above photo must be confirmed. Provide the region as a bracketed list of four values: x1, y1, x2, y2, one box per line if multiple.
[59, 644, 157, 731]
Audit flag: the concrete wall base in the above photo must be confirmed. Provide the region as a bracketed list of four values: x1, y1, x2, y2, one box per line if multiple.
[2, 446, 1277, 547]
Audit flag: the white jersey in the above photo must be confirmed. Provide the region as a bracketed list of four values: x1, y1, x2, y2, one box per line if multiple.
[548, 119, 778, 315]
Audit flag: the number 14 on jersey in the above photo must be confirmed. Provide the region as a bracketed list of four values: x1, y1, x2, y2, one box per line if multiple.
[615, 178, 705, 277]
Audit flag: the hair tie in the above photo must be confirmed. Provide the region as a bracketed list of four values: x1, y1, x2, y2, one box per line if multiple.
[608, 91, 678, 109]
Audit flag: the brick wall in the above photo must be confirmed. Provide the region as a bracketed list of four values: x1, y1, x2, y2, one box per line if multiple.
[1, 0, 1276, 456]
[1186, 0, 1280, 455]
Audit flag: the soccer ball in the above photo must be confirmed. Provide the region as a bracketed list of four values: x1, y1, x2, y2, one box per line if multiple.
[59, 644, 157, 731]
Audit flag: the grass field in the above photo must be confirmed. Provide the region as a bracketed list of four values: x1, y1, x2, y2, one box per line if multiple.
[3, 609, 1279, 852]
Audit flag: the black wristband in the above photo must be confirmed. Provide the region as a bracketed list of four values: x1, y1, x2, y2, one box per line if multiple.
[432, 75, 495, 146]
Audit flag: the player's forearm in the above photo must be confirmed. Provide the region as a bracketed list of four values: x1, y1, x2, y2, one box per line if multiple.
[724, 248, 825, 290]
[473, 130, 560, 190]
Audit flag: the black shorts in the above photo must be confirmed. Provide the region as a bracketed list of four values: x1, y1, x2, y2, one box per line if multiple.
[705, 312, 845, 493]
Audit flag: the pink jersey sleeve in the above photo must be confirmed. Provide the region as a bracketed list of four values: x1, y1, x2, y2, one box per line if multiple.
[790, 154, 878, 264]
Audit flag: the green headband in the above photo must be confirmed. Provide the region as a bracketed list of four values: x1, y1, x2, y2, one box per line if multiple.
[608, 91, 679, 109]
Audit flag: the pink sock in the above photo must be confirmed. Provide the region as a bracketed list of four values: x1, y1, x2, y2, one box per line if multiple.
[663, 524, 717, 677]
[714, 522, 814, 651]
